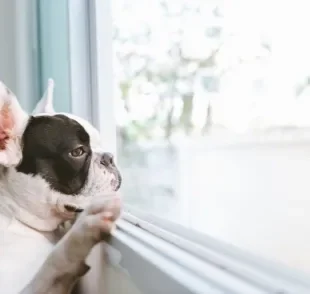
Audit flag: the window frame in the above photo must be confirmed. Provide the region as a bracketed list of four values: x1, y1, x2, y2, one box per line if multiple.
[123, 207, 310, 287]
[109, 216, 310, 294]
[64, 0, 310, 293]
[88, 0, 117, 155]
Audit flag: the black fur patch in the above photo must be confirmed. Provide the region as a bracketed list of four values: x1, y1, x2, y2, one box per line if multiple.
[17, 115, 91, 195]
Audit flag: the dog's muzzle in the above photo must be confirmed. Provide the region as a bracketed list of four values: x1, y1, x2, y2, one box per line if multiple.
[60, 152, 122, 215]
[100, 152, 122, 192]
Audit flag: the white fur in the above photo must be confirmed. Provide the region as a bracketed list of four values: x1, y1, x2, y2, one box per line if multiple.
[0, 215, 55, 293]
[32, 79, 55, 115]
[0, 81, 28, 167]
[0, 80, 120, 293]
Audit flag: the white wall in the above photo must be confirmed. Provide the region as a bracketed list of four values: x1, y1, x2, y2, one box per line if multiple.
[181, 139, 310, 274]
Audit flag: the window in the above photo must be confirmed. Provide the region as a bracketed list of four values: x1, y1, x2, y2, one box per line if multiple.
[3, 0, 310, 293]
[113, 0, 310, 279]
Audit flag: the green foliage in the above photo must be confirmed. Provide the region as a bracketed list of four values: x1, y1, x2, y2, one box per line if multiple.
[113, 0, 276, 144]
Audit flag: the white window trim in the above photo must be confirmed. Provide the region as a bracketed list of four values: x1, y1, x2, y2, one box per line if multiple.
[122, 208, 310, 293]
[112, 215, 310, 294]
[65, 0, 310, 293]
[88, 0, 117, 155]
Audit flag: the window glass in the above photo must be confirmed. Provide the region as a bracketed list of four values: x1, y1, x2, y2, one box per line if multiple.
[113, 0, 310, 273]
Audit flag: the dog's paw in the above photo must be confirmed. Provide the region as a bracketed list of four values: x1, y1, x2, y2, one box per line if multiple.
[56, 192, 121, 267]
[67, 193, 121, 242]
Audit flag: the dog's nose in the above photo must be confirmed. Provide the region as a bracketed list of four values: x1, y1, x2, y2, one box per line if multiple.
[100, 152, 114, 166]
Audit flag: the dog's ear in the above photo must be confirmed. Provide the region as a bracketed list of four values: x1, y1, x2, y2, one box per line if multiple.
[32, 78, 55, 115]
[0, 81, 29, 167]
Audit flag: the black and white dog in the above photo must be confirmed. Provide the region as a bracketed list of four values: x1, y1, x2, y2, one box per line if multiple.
[0, 79, 122, 293]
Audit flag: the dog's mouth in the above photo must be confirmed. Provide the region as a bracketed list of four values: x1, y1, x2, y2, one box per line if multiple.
[56, 197, 88, 218]
[64, 204, 84, 213]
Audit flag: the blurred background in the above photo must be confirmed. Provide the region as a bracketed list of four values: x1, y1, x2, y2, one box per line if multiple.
[1, 0, 310, 276]
[114, 0, 310, 273]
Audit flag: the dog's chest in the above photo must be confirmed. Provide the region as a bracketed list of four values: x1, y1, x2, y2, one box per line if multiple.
[0, 215, 55, 293]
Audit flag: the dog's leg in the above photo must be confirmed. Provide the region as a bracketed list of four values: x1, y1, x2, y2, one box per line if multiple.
[20, 197, 120, 294]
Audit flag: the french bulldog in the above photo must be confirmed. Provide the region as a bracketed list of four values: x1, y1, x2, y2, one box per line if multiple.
[0, 79, 122, 293]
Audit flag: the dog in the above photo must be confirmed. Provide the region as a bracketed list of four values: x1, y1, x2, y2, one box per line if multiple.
[0, 79, 122, 293]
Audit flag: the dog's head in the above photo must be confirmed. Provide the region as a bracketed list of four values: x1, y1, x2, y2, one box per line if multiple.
[0, 80, 121, 231]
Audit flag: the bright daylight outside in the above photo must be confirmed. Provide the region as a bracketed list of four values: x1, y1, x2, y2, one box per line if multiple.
[112, 0, 310, 274]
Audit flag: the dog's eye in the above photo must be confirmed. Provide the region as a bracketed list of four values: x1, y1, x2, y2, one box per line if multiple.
[69, 147, 85, 158]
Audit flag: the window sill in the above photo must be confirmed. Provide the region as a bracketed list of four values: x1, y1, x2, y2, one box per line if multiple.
[77, 210, 310, 294]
